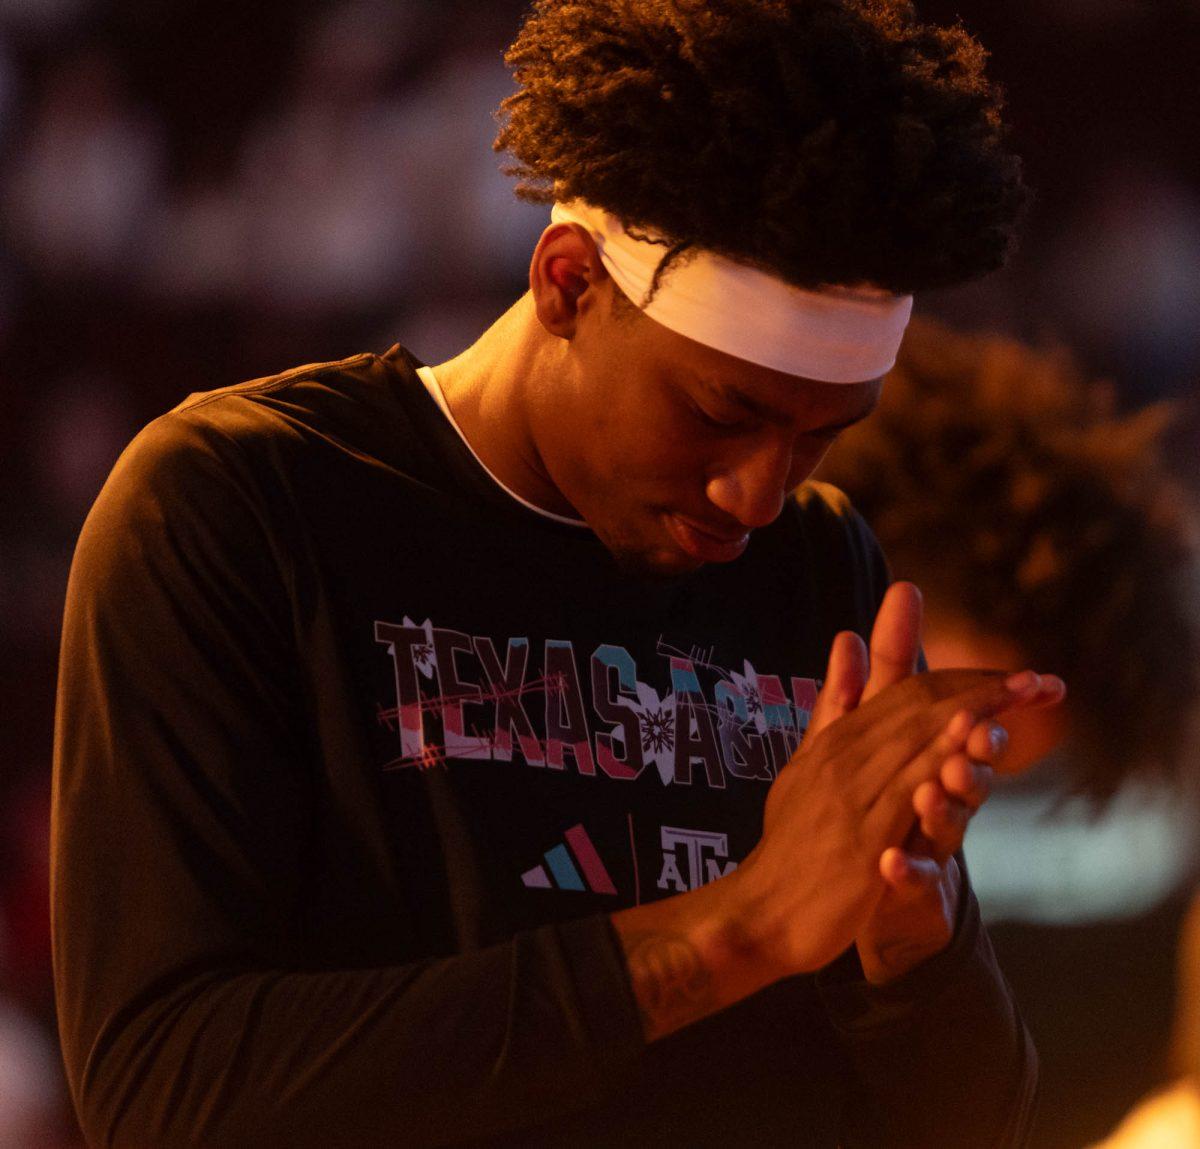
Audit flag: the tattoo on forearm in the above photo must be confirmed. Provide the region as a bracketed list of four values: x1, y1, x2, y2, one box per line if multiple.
[622, 932, 713, 1041]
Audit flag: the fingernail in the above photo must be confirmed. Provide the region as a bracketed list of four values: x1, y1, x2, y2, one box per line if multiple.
[1005, 671, 1040, 695]
[1041, 675, 1067, 698]
[989, 723, 1009, 755]
[947, 709, 973, 741]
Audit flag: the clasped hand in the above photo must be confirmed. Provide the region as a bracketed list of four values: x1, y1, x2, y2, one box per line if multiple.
[734, 583, 1065, 986]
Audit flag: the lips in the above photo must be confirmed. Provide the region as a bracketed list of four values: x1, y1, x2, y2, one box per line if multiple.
[666, 514, 750, 563]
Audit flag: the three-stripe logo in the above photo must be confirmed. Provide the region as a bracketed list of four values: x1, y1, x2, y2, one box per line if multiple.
[521, 823, 617, 895]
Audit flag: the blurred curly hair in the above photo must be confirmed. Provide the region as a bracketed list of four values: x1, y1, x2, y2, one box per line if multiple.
[818, 316, 1200, 806]
[495, 0, 1027, 296]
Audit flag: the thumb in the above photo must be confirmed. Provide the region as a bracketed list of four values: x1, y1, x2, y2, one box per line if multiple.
[862, 581, 923, 702]
[808, 630, 869, 736]
[879, 847, 943, 898]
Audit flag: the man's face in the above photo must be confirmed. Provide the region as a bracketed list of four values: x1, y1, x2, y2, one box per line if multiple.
[533, 284, 882, 578]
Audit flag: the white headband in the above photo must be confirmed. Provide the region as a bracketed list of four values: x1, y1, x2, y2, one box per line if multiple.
[550, 200, 913, 384]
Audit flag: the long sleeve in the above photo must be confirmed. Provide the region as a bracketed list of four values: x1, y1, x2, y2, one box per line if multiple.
[51, 413, 644, 1148]
[800, 484, 1038, 1146]
[818, 865, 1038, 1148]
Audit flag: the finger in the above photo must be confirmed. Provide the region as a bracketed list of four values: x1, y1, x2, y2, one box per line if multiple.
[848, 672, 1038, 805]
[1029, 675, 1067, 708]
[808, 630, 869, 735]
[940, 755, 993, 810]
[966, 720, 1007, 764]
[879, 846, 944, 896]
[846, 668, 1039, 767]
[912, 778, 972, 864]
[984, 671, 1070, 777]
[862, 582, 923, 702]
[862, 708, 975, 843]
[1000, 672, 1065, 710]
[871, 714, 1009, 850]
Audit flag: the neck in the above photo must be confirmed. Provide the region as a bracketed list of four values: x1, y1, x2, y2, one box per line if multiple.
[428, 294, 580, 519]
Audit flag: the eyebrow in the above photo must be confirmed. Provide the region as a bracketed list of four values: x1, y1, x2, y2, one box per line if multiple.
[700, 377, 879, 434]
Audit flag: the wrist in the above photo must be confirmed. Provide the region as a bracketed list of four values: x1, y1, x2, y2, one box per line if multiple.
[858, 929, 952, 986]
[611, 865, 780, 1042]
[856, 856, 962, 986]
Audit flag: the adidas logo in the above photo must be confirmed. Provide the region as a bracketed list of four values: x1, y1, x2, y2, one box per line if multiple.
[521, 823, 617, 895]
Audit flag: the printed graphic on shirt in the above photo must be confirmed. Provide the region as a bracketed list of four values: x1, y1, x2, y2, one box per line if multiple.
[374, 617, 820, 791]
[520, 823, 618, 895]
[656, 825, 739, 893]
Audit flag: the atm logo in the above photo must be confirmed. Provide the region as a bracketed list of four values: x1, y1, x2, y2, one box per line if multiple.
[521, 824, 617, 895]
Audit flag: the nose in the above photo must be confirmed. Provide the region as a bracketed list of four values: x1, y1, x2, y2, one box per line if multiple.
[704, 437, 796, 530]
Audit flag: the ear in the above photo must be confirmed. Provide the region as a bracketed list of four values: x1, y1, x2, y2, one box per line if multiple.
[529, 222, 609, 339]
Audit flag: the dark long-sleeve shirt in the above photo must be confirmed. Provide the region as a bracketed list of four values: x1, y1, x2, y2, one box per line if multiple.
[52, 345, 1036, 1147]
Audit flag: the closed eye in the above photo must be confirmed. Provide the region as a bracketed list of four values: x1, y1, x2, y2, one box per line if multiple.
[688, 399, 750, 432]
[690, 399, 847, 451]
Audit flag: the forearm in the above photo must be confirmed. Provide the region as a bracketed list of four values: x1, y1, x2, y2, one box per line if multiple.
[63, 918, 644, 1148]
[610, 865, 791, 1042]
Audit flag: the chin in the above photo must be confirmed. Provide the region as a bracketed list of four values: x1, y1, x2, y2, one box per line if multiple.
[607, 542, 702, 581]
[589, 508, 704, 580]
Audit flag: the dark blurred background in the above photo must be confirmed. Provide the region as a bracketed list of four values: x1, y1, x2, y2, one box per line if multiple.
[0, 1, 1197, 1145]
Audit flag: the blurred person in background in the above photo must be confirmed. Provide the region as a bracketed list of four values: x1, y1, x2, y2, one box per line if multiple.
[1090, 893, 1200, 1146]
[3, 44, 164, 284]
[819, 315, 1200, 1146]
[49, 1, 1066, 1145]
[0, 777, 71, 1147]
[0, 991, 62, 1149]
[234, 1, 424, 317]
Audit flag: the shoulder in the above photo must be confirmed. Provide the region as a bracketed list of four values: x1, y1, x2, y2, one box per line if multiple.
[76, 344, 430, 583]
[71, 408, 269, 595]
[791, 479, 884, 564]
[89, 402, 265, 537]
[155, 345, 435, 487]
[101, 345, 422, 514]
[168, 349, 409, 450]
[786, 479, 891, 629]
[74, 368, 318, 594]
[793, 478, 856, 522]
[170, 350, 381, 423]
[66, 397, 301, 653]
